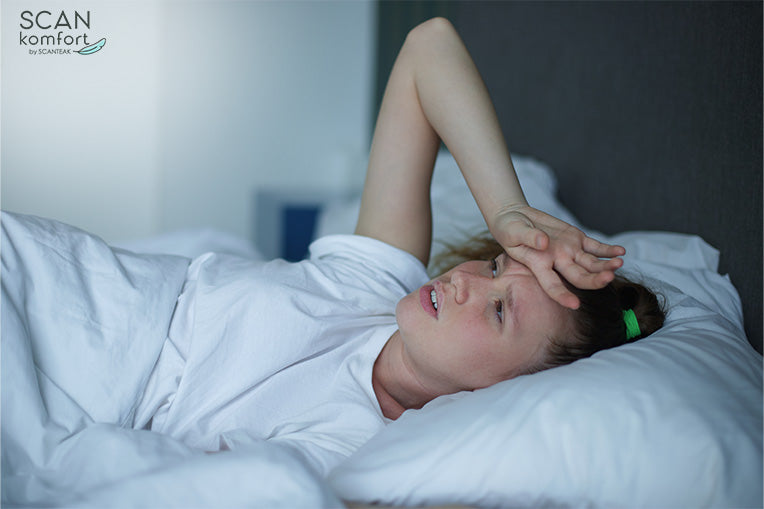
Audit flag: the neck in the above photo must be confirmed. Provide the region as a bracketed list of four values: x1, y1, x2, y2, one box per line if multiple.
[372, 331, 442, 420]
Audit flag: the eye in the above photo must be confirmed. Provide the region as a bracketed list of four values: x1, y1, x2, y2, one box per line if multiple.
[495, 300, 504, 323]
[490, 258, 498, 278]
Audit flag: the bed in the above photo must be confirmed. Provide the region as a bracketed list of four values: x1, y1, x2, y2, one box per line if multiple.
[322, 151, 762, 507]
[329, 6, 763, 504]
[2, 2, 762, 508]
[4, 151, 760, 507]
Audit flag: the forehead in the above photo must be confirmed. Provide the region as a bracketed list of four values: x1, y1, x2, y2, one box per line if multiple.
[506, 272, 574, 344]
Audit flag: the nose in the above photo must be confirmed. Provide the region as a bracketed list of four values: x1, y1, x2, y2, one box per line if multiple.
[450, 268, 489, 305]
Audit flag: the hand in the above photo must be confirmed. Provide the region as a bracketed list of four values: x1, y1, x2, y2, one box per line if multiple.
[489, 205, 625, 309]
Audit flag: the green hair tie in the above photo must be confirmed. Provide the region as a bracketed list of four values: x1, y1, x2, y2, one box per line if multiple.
[622, 309, 641, 340]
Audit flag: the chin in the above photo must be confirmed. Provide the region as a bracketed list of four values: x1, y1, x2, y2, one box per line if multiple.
[394, 291, 420, 335]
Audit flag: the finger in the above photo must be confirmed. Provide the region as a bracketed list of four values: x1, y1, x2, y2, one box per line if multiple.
[532, 229, 549, 250]
[555, 258, 604, 287]
[532, 264, 581, 309]
[582, 237, 626, 258]
[503, 243, 539, 268]
[501, 221, 549, 251]
[573, 252, 623, 273]
[556, 258, 618, 290]
[507, 245, 581, 309]
[576, 268, 617, 289]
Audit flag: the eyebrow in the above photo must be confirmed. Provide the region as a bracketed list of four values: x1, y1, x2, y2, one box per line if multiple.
[507, 284, 517, 325]
[498, 254, 517, 324]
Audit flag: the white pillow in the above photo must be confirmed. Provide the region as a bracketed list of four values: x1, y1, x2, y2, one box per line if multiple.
[315, 151, 580, 264]
[329, 233, 762, 507]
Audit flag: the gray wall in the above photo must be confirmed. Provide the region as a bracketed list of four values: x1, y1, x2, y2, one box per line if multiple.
[377, 1, 763, 351]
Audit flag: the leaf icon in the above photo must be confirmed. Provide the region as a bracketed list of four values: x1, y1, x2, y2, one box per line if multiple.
[77, 38, 106, 55]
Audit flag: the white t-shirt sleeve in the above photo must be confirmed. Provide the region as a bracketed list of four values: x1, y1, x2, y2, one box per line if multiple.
[308, 235, 430, 298]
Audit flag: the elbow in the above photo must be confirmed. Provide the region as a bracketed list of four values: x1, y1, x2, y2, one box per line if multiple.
[405, 17, 458, 47]
[413, 16, 455, 33]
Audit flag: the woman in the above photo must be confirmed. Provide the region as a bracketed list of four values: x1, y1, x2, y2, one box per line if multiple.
[360, 18, 662, 419]
[1, 17, 664, 501]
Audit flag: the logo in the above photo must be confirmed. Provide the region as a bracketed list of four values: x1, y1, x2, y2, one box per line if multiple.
[19, 10, 106, 56]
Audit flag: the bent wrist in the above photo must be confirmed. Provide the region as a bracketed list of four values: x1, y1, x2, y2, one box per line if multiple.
[486, 201, 531, 229]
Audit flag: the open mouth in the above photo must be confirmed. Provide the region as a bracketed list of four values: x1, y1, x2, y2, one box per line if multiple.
[420, 285, 439, 318]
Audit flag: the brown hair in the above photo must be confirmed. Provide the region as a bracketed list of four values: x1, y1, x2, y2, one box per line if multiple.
[538, 275, 665, 371]
[431, 234, 666, 372]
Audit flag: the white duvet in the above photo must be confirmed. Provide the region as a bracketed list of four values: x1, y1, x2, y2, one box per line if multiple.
[1, 212, 341, 508]
[3, 152, 761, 508]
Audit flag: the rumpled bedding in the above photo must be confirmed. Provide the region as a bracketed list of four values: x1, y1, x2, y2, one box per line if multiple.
[1, 211, 341, 508]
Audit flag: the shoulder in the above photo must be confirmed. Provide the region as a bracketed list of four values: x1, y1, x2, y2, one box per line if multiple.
[308, 234, 429, 294]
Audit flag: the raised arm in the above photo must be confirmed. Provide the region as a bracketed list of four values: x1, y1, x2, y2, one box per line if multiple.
[356, 18, 623, 308]
[356, 17, 520, 265]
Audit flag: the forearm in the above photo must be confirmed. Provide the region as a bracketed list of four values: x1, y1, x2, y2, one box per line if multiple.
[356, 18, 622, 300]
[406, 18, 528, 227]
[355, 21, 443, 264]
[355, 17, 528, 265]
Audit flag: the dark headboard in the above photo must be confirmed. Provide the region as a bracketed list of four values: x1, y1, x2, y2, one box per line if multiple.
[376, 1, 763, 352]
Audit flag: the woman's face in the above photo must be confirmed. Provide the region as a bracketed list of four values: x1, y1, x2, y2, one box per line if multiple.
[395, 253, 573, 394]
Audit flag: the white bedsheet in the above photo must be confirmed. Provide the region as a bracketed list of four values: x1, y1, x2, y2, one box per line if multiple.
[1, 212, 341, 508]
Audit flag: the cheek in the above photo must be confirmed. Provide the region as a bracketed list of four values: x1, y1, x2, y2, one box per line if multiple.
[446, 313, 514, 367]
[448, 319, 498, 361]
[448, 337, 513, 389]
[455, 316, 489, 343]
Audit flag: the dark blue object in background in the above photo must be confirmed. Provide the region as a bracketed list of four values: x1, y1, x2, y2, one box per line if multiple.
[281, 206, 319, 262]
